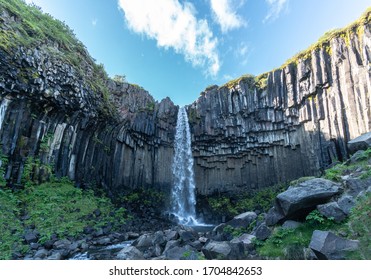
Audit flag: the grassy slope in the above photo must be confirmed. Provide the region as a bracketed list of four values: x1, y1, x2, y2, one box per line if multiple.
[0, 179, 129, 260]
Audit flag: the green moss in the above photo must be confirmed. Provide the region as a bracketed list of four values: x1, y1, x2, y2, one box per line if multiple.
[279, 7, 371, 69]
[222, 74, 255, 90]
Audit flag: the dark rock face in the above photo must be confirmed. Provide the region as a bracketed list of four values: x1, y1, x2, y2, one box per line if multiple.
[0, 42, 178, 198]
[309, 230, 359, 260]
[189, 24, 371, 195]
[0, 10, 370, 200]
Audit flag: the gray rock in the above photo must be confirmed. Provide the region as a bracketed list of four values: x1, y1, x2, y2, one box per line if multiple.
[152, 231, 166, 247]
[163, 240, 181, 253]
[178, 229, 198, 243]
[164, 230, 179, 241]
[347, 132, 371, 153]
[47, 251, 62, 260]
[231, 234, 255, 245]
[53, 239, 72, 250]
[276, 178, 341, 218]
[317, 202, 347, 222]
[265, 206, 285, 226]
[34, 248, 49, 259]
[337, 195, 355, 215]
[282, 220, 302, 229]
[309, 230, 359, 260]
[96, 237, 112, 246]
[24, 232, 38, 244]
[117, 246, 144, 260]
[344, 177, 371, 197]
[254, 222, 271, 241]
[164, 245, 197, 260]
[227, 212, 257, 228]
[202, 240, 245, 260]
[202, 241, 231, 259]
[132, 234, 153, 250]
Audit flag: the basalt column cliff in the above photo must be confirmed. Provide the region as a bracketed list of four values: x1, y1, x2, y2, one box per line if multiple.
[0, 3, 370, 198]
[189, 20, 371, 195]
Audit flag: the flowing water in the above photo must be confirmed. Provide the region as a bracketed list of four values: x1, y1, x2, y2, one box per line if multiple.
[170, 107, 201, 225]
[0, 98, 10, 131]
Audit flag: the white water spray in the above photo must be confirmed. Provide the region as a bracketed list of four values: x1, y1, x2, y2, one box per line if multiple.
[0, 98, 10, 132]
[171, 106, 199, 225]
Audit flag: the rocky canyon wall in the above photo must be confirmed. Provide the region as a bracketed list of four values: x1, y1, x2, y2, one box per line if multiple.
[0, 4, 370, 198]
[0, 39, 177, 196]
[190, 22, 371, 195]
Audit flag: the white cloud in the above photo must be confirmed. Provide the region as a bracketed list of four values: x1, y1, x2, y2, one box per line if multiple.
[263, 0, 288, 23]
[236, 42, 249, 66]
[92, 18, 98, 27]
[118, 0, 220, 76]
[210, 0, 246, 33]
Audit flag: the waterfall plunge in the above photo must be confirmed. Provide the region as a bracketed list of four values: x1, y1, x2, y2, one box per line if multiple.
[171, 107, 198, 225]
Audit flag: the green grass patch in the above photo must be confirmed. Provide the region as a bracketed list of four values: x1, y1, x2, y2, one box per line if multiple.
[344, 193, 371, 259]
[257, 210, 340, 259]
[0, 189, 28, 260]
[19, 181, 129, 244]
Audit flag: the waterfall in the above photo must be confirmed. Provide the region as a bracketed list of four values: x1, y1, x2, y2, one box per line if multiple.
[171, 106, 198, 225]
[0, 98, 10, 132]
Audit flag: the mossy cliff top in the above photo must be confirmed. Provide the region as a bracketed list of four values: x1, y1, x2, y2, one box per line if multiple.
[215, 7, 371, 92]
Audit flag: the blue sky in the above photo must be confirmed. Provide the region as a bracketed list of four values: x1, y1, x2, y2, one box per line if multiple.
[25, 0, 370, 106]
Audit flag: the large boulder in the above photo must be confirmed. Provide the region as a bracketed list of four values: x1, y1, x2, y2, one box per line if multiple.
[132, 234, 153, 250]
[202, 240, 245, 260]
[253, 222, 271, 241]
[347, 132, 371, 153]
[317, 202, 347, 222]
[117, 246, 144, 260]
[309, 230, 359, 260]
[276, 178, 341, 219]
[227, 212, 257, 228]
[163, 245, 200, 260]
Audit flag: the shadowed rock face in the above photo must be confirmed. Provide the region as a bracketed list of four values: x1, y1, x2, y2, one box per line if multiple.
[0, 8, 370, 198]
[0, 43, 178, 196]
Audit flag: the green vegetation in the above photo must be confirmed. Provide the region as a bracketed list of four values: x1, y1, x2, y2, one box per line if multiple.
[0, 0, 117, 118]
[223, 225, 247, 238]
[0, 178, 130, 259]
[222, 74, 256, 90]
[0, 149, 8, 187]
[0, 189, 27, 259]
[20, 180, 128, 244]
[188, 107, 201, 124]
[257, 210, 339, 259]
[344, 193, 371, 259]
[113, 75, 126, 84]
[121, 187, 166, 208]
[145, 101, 155, 112]
[207, 183, 286, 218]
[220, 7, 371, 93]
[280, 7, 371, 69]
[323, 148, 371, 181]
